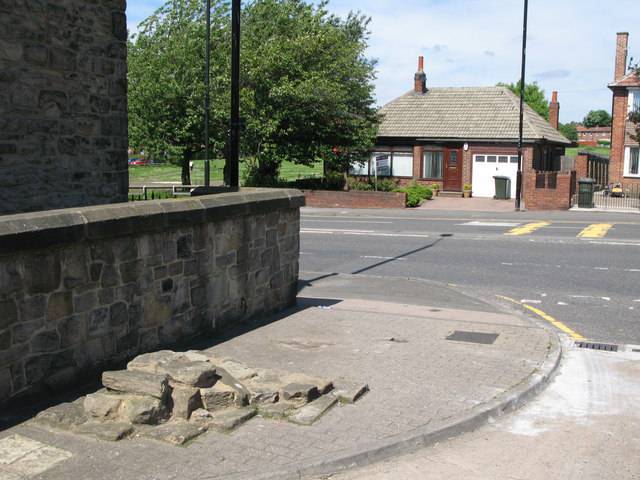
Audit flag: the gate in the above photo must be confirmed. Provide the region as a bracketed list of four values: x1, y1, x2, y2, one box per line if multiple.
[593, 184, 640, 211]
[583, 152, 609, 189]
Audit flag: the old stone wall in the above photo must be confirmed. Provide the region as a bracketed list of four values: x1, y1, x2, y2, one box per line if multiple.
[0, 189, 304, 405]
[0, 0, 128, 215]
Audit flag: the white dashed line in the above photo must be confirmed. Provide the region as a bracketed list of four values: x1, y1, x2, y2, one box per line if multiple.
[594, 267, 609, 271]
[521, 299, 542, 304]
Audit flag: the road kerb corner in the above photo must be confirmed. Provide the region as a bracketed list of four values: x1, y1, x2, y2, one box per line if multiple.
[227, 322, 563, 480]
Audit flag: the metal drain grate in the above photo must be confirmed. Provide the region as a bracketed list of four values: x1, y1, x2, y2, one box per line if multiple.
[575, 341, 619, 352]
[446, 331, 499, 345]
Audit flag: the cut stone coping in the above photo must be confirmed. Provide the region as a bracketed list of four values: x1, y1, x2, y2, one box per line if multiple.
[0, 188, 305, 251]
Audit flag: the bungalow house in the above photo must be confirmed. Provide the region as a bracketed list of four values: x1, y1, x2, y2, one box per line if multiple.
[353, 57, 571, 200]
[609, 32, 640, 186]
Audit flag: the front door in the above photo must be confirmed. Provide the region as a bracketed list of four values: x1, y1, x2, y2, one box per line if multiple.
[443, 147, 463, 191]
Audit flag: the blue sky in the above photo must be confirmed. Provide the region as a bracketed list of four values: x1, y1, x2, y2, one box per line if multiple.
[127, 0, 639, 123]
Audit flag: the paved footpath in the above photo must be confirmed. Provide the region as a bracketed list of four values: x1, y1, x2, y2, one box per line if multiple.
[0, 276, 559, 480]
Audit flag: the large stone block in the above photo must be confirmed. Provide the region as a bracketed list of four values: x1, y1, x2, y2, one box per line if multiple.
[46, 292, 73, 322]
[0, 299, 18, 330]
[102, 370, 170, 400]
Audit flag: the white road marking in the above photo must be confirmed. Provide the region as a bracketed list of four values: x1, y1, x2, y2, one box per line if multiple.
[361, 255, 407, 261]
[625, 268, 640, 272]
[303, 219, 393, 224]
[459, 221, 521, 227]
[521, 299, 542, 304]
[601, 297, 611, 301]
[557, 302, 568, 306]
[594, 267, 609, 271]
[501, 262, 514, 266]
[589, 241, 640, 246]
[540, 293, 548, 297]
[634, 299, 640, 303]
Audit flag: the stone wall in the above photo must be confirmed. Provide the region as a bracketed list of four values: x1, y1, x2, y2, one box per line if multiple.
[0, 189, 304, 405]
[0, 0, 128, 215]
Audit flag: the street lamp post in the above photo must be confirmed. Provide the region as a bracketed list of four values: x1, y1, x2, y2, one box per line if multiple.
[228, 0, 241, 188]
[515, 0, 529, 211]
[204, 0, 211, 187]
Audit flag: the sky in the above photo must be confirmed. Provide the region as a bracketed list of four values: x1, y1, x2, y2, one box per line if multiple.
[127, 0, 639, 123]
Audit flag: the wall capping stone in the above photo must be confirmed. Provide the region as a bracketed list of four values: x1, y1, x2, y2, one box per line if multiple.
[0, 189, 305, 251]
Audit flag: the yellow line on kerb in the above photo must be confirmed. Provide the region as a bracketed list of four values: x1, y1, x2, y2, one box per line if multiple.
[577, 223, 613, 238]
[496, 295, 585, 340]
[505, 221, 550, 236]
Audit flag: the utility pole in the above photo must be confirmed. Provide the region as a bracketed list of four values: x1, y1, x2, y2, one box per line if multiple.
[228, 0, 241, 188]
[204, 0, 211, 187]
[515, 0, 528, 211]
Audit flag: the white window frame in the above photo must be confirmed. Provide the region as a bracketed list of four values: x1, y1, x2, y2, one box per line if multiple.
[628, 88, 640, 115]
[624, 146, 640, 178]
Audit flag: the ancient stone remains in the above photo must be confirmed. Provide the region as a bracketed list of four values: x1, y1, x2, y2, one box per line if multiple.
[33, 350, 368, 445]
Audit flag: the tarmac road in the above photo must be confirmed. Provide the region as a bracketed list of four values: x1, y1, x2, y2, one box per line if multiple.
[300, 207, 640, 345]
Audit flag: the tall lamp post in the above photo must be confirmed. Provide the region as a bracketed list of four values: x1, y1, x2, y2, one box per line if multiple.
[228, 0, 241, 188]
[204, 0, 211, 187]
[515, 0, 529, 211]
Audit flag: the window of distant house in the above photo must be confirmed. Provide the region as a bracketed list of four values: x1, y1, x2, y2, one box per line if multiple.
[626, 147, 640, 177]
[630, 89, 640, 115]
[392, 152, 414, 177]
[422, 151, 443, 179]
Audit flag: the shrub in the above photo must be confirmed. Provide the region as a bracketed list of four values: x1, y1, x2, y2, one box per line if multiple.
[396, 181, 432, 207]
[375, 178, 400, 192]
[348, 178, 374, 191]
[463, 183, 472, 191]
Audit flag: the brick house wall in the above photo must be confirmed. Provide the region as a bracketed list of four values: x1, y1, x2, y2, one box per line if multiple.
[0, 0, 129, 215]
[523, 171, 575, 210]
[610, 89, 630, 184]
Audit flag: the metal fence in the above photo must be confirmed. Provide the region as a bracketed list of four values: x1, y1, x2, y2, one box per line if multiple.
[580, 151, 609, 189]
[578, 184, 640, 211]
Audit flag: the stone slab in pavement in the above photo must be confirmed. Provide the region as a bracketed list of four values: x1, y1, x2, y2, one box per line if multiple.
[0, 279, 558, 480]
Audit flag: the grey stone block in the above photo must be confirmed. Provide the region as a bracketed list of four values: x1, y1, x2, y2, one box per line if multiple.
[74, 421, 134, 442]
[84, 389, 122, 419]
[34, 399, 88, 431]
[170, 385, 202, 420]
[207, 407, 257, 432]
[287, 394, 338, 426]
[119, 394, 165, 425]
[0, 299, 18, 330]
[138, 421, 206, 446]
[333, 380, 369, 404]
[46, 292, 73, 322]
[102, 370, 170, 400]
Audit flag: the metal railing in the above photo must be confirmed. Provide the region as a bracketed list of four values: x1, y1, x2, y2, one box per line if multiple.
[574, 184, 640, 211]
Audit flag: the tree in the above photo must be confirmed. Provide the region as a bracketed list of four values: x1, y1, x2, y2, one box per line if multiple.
[128, 0, 379, 185]
[558, 122, 578, 142]
[240, 0, 379, 180]
[582, 109, 612, 128]
[497, 81, 549, 120]
[128, 0, 231, 185]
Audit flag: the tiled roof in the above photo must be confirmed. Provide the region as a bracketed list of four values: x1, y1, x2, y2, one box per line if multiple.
[609, 71, 640, 88]
[576, 126, 611, 133]
[378, 86, 571, 145]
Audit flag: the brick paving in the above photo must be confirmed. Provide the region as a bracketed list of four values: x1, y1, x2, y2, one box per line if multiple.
[2, 297, 552, 480]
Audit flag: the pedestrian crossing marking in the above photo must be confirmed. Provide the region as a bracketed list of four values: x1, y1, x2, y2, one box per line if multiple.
[505, 221, 550, 236]
[577, 223, 613, 239]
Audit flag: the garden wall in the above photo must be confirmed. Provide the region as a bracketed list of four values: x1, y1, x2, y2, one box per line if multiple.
[0, 189, 304, 405]
[303, 189, 406, 209]
[524, 171, 575, 210]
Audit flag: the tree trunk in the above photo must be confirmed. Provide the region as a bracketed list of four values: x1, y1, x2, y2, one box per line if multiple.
[181, 150, 192, 186]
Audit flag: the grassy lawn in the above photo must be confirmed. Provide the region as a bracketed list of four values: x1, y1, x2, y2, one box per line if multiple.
[129, 159, 323, 185]
[565, 146, 610, 158]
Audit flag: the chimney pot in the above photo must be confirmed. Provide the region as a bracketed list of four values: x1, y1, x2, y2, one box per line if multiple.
[551, 91, 558, 103]
[614, 32, 629, 81]
[549, 91, 560, 130]
[414, 56, 427, 94]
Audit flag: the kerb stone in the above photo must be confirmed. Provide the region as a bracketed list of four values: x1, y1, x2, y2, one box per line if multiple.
[287, 394, 338, 426]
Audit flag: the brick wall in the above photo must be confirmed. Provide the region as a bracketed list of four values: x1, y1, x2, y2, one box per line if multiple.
[303, 189, 406, 209]
[610, 89, 629, 183]
[523, 171, 575, 210]
[0, 0, 129, 215]
[0, 189, 304, 405]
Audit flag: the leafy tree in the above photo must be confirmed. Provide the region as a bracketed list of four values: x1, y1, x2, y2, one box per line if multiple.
[128, 0, 379, 184]
[240, 0, 379, 180]
[582, 109, 612, 128]
[558, 122, 578, 142]
[128, 0, 231, 185]
[497, 81, 549, 120]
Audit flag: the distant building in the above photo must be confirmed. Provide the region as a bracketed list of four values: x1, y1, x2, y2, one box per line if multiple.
[609, 32, 640, 184]
[358, 56, 570, 199]
[576, 125, 611, 146]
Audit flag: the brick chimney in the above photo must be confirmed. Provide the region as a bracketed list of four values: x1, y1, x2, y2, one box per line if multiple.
[549, 91, 559, 130]
[614, 32, 629, 81]
[414, 56, 427, 94]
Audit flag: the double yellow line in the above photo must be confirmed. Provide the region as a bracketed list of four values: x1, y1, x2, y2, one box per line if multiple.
[496, 295, 585, 340]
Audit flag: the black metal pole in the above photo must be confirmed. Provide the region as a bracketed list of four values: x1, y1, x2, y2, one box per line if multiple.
[228, 0, 241, 188]
[204, 0, 211, 187]
[515, 0, 528, 211]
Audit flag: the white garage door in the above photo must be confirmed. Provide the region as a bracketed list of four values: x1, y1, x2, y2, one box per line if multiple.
[472, 154, 519, 198]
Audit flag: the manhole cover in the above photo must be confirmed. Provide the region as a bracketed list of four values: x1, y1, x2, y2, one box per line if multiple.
[446, 331, 499, 345]
[575, 341, 619, 352]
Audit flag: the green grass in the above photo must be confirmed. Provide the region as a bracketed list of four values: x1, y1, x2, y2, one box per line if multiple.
[565, 146, 610, 158]
[129, 159, 323, 185]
